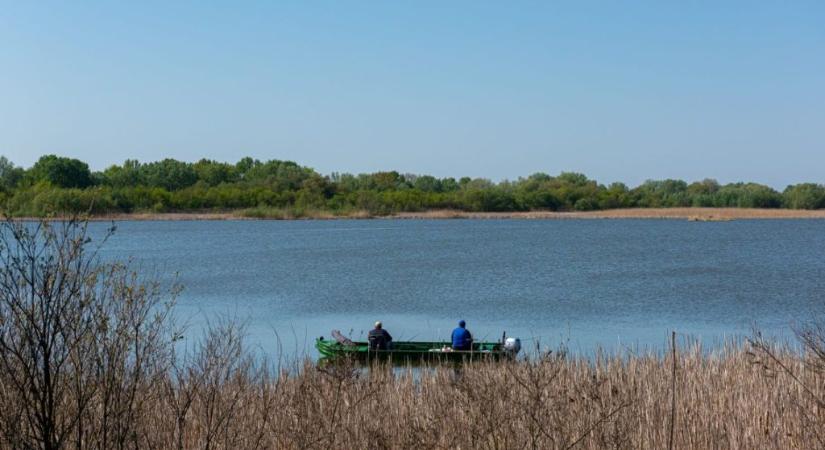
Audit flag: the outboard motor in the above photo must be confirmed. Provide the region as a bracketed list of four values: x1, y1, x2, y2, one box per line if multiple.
[503, 337, 521, 356]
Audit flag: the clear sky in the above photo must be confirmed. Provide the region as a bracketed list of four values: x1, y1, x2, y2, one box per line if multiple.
[1, 1, 823, 188]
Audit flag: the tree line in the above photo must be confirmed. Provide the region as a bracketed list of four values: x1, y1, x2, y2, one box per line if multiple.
[1, 154, 824, 216]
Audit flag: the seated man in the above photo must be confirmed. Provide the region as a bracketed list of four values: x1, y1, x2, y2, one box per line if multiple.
[451, 320, 473, 351]
[368, 321, 392, 350]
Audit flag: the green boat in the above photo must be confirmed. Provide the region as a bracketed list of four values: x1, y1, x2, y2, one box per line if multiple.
[316, 331, 521, 364]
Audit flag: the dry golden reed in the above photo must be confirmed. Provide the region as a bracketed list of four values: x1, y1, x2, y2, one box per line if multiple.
[19, 207, 825, 221]
[3, 342, 820, 449]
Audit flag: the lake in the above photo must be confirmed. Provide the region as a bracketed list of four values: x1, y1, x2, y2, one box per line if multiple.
[94, 219, 825, 358]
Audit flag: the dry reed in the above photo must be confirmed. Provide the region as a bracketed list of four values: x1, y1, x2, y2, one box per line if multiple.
[16, 207, 825, 221]
[392, 207, 825, 220]
[1, 339, 821, 449]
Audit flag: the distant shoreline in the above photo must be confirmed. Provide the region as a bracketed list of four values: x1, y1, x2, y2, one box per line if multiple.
[392, 208, 825, 220]
[14, 207, 825, 221]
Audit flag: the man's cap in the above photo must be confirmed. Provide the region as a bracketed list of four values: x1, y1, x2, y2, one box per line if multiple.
[375, 321, 382, 328]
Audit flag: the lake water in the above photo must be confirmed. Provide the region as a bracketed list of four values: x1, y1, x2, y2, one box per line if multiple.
[94, 219, 825, 358]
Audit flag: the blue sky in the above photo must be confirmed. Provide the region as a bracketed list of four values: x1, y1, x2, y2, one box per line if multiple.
[1, 1, 823, 187]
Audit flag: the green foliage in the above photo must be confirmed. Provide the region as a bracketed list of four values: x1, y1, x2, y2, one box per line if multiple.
[782, 183, 825, 209]
[193, 159, 238, 186]
[1, 154, 823, 216]
[714, 183, 782, 208]
[102, 159, 144, 188]
[5, 185, 116, 216]
[0, 157, 24, 192]
[141, 159, 198, 191]
[632, 179, 690, 207]
[26, 154, 94, 188]
[411, 175, 442, 192]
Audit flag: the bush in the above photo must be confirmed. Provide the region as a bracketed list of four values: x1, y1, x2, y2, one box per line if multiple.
[0, 218, 178, 448]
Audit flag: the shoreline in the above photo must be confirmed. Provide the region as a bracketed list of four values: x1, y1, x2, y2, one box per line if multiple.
[390, 207, 825, 220]
[12, 207, 825, 221]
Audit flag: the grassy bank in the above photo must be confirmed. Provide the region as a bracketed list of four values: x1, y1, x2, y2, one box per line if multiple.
[18, 207, 825, 221]
[392, 207, 825, 220]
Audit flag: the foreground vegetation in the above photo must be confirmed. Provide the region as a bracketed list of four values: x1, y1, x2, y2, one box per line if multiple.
[1, 217, 824, 449]
[6, 342, 815, 450]
[2, 154, 825, 217]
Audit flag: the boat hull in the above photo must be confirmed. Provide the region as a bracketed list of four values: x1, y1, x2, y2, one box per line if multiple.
[315, 339, 507, 364]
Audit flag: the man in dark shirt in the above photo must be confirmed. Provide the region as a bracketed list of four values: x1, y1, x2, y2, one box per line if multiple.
[451, 320, 473, 351]
[368, 321, 392, 350]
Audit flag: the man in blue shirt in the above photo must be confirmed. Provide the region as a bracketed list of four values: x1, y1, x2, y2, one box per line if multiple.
[451, 320, 473, 351]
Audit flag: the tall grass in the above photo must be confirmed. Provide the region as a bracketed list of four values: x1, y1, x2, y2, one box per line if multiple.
[1, 334, 822, 448]
[235, 206, 374, 220]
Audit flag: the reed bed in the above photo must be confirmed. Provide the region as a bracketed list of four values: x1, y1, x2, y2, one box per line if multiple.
[235, 206, 373, 220]
[1, 340, 821, 449]
[18, 207, 825, 221]
[393, 207, 825, 220]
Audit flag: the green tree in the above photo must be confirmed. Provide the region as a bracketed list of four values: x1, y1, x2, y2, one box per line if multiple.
[26, 155, 94, 188]
[598, 182, 632, 209]
[0, 156, 24, 191]
[194, 159, 237, 186]
[244, 160, 314, 191]
[235, 157, 259, 178]
[713, 183, 781, 208]
[142, 159, 198, 191]
[440, 177, 460, 192]
[102, 159, 145, 188]
[632, 179, 689, 207]
[369, 171, 404, 191]
[783, 183, 825, 209]
[412, 175, 442, 192]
